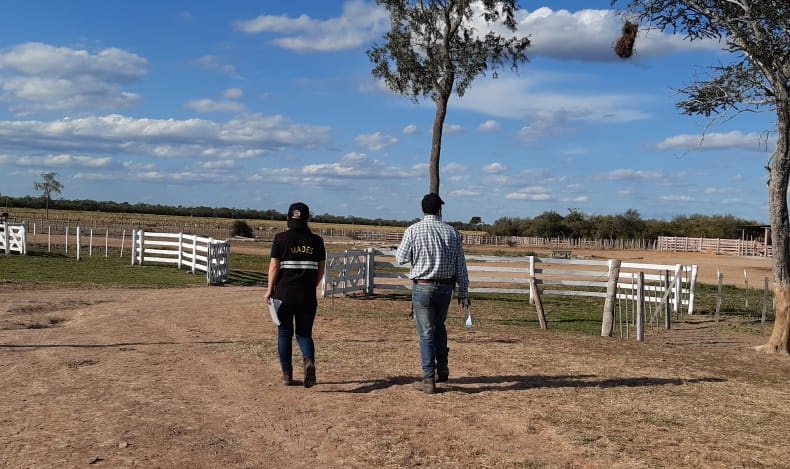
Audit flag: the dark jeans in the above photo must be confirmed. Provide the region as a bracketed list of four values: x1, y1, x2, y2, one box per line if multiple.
[411, 283, 453, 379]
[277, 301, 316, 374]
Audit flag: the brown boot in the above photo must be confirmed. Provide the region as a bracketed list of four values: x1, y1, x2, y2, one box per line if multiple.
[282, 371, 294, 386]
[303, 358, 316, 388]
[413, 376, 436, 394]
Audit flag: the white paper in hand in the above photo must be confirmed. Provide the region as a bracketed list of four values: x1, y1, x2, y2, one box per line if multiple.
[267, 298, 282, 325]
[464, 306, 473, 328]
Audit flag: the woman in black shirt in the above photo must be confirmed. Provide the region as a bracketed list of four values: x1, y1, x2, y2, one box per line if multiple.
[264, 202, 326, 388]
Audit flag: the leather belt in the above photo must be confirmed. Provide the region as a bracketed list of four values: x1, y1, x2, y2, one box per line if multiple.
[413, 278, 454, 285]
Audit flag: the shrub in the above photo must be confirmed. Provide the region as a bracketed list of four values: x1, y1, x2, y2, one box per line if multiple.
[231, 220, 254, 238]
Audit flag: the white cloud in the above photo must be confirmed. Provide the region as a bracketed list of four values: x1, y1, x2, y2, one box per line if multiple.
[341, 151, 367, 162]
[484, 162, 506, 174]
[185, 99, 245, 113]
[355, 131, 398, 151]
[602, 169, 664, 181]
[660, 194, 694, 202]
[514, 7, 722, 62]
[456, 75, 652, 126]
[506, 191, 552, 201]
[6, 153, 111, 168]
[477, 120, 500, 132]
[505, 186, 552, 200]
[222, 88, 243, 99]
[233, 0, 389, 52]
[483, 174, 512, 186]
[656, 131, 774, 152]
[704, 187, 737, 195]
[444, 124, 465, 134]
[193, 55, 237, 75]
[198, 160, 236, 170]
[300, 153, 420, 180]
[403, 124, 418, 135]
[443, 162, 466, 173]
[721, 197, 745, 204]
[449, 189, 480, 197]
[0, 42, 147, 115]
[0, 113, 331, 159]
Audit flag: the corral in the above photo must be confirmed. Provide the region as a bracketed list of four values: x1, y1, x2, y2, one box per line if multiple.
[1, 246, 786, 468]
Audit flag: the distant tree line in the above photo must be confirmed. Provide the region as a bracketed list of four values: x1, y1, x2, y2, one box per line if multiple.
[1, 196, 761, 240]
[482, 208, 760, 240]
[1, 195, 413, 228]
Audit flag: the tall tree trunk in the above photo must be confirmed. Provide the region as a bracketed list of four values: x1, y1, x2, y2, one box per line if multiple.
[429, 95, 449, 195]
[757, 101, 790, 355]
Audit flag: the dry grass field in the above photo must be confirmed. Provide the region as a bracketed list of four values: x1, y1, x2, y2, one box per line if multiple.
[1, 246, 788, 468]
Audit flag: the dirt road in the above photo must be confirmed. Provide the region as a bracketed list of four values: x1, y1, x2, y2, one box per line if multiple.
[1, 251, 786, 469]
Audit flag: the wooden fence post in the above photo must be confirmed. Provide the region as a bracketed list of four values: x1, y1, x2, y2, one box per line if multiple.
[743, 269, 749, 310]
[528, 277, 547, 330]
[601, 259, 621, 337]
[716, 269, 722, 334]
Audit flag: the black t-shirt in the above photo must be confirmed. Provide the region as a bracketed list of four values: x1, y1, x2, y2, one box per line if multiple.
[270, 228, 326, 304]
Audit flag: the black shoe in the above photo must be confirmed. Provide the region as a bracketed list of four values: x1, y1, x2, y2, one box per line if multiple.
[303, 358, 316, 388]
[413, 377, 436, 394]
[436, 373, 449, 383]
[282, 371, 294, 386]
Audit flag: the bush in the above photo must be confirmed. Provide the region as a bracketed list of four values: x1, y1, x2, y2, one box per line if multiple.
[231, 220, 254, 238]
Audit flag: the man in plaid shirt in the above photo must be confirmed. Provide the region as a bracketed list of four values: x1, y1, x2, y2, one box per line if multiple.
[396, 193, 470, 394]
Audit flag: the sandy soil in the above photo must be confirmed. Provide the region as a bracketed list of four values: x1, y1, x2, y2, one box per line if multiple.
[1, 251, 787, 469]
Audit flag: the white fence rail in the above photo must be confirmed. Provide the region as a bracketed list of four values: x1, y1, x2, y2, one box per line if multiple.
[0, 221, 27, 255]
[322, 249, 697, 315]
[130, 230, 230, 285]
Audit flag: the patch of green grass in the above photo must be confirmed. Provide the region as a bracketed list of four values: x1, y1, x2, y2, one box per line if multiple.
[226, 252, 268, 286]
[1, 247, 207, 288]
[693, 282, 774, 319]
[3, 245, 773, 339]
[0, 247, 273, 288]
[474, 292, 606, 334]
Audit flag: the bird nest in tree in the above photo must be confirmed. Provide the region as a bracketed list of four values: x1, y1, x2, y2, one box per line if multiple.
[615, 20, 638, 59]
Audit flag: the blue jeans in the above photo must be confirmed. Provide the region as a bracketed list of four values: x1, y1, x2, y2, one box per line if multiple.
[277, 301, 316, 374]
[411, 283, 453, 379]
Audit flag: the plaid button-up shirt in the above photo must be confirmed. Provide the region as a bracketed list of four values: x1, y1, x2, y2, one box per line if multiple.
[396, 215, 469, 296]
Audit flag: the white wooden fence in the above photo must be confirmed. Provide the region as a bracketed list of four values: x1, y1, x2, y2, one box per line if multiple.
[322, 249, 697, 315]
[130, 230, 230, 285]
[0, 221, 27, 255]
[658, 235, 771, 257]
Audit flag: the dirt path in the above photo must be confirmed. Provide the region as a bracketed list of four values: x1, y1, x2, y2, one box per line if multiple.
[1, 251, 787, 468]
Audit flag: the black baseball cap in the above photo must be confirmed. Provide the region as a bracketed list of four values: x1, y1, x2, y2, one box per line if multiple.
[287, 202, 310, 228]
[421, 193, 444, 214]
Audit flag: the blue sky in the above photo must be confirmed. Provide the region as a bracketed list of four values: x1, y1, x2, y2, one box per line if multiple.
[0, 1, 775, 224]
